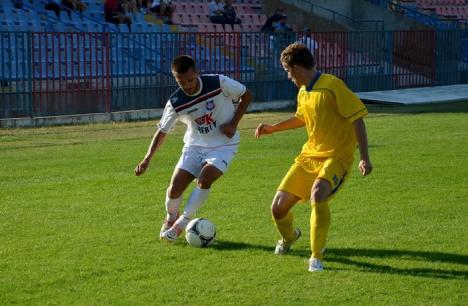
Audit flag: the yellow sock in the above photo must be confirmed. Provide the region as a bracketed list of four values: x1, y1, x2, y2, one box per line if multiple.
[310, 201, 330, 260]
[273, 211, 296, 243]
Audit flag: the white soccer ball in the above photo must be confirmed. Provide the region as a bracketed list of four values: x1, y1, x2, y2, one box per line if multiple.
[185, 218, 216, 248]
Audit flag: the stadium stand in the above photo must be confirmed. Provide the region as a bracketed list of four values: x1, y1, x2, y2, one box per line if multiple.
[368, 0, 468, 26]
[0, 0, 295, 81]
[2, 0, 466, 119]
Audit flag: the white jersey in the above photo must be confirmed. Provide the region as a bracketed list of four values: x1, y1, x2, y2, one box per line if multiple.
[158, 74, 246, 147]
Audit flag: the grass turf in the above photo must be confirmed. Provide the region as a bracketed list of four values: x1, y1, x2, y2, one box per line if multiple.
[1, 102, 467, 305]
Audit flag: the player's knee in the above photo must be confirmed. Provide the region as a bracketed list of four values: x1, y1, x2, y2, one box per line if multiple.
[311, 187, 329, 204]
[196, 177, 213, 189]
[271, 197, 287, 219]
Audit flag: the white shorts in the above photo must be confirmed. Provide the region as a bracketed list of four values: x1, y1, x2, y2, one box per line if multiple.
[176, 144, 238, 177]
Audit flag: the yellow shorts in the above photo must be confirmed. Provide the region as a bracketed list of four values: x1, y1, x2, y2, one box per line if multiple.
[278, 158, 351, 201]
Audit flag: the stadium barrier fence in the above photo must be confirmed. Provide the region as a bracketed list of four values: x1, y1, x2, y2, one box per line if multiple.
[1, 30, 467, 119]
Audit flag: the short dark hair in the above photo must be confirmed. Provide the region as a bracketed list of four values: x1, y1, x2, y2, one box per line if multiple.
[172, 55, 196, 74]
[280, 43, 315, 69]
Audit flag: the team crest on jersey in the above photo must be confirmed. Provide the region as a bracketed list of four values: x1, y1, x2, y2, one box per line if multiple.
[206, 100, 215, 111]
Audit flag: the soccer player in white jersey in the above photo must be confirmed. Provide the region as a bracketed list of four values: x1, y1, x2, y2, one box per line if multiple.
[135, 55, 252, 242]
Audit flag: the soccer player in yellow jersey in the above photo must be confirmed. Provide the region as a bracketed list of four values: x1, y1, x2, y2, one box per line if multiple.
[255, 43, 373, 272]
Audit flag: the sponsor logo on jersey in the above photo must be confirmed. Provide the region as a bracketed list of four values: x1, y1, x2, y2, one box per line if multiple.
[206, 100, 215, 111]
[195, 112, 214, 125]
[195, 112, 217, 134]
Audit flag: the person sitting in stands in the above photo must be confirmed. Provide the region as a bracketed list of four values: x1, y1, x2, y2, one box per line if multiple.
[12, 0, 23, 9]
[120, 0, 138, 14]
[62, 0, 87, 15]
[223, 0, 241, 25]
[45, 0, 62, 18]
[261, 7, 284, 32]
[149, 0, 174, 24]
[209, 0, 229, 25]
[104, 0, 132, 31]
[273, 15, 292, 32]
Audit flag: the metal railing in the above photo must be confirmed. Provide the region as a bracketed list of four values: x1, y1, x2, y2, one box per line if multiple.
[1, 30, 467, 119]
[282, 0, 385, 31]
[365, 0, 467, 30]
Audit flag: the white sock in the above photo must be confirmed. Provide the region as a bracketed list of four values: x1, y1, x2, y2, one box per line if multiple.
[173, 187, 210, 230]
[165, 194, 183, 222]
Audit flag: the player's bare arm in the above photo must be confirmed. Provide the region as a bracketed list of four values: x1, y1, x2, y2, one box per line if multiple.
[134, 129, 167, 176]
[353, 118, 373, 176]
[220, 89, 253, 138]
[255, 116, 305, 138]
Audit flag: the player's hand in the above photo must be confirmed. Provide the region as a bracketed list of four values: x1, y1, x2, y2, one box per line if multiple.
[220, 122, 237, 138]
[358, 159, 373, 176]
[135, 158, 150, 176]
[255, 123, 274, 138]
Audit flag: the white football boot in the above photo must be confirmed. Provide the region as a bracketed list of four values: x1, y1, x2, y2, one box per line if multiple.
[159, 213, 179, 240]
[308, 258, 324, 272]
[161, 224, 183, 242]
[274, 228, 301, 255]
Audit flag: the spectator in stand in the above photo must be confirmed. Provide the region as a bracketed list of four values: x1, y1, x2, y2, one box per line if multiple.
[105, 0, 132, 31]
[62, 0, 87, 15]
[12, 0, 23, 9]
[299, 28, 318, 54]
[209, 0, 229, 25]
[45, 0, 62, 18]
[273, 15, 292, 32]
[139, 0, 150, 13]
[121, 0, 138, 14]
[149, 0, 174, 24]
[261, 7, 285, 32]
[223, 0, 241, 25]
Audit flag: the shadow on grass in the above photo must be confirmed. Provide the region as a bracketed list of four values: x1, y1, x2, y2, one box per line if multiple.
[293, 247, 468, 280]
[211, 239, 272, 253]
[213, 241, 468, 280]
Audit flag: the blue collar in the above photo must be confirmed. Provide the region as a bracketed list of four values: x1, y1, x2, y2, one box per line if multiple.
[306, 71, 321, 91]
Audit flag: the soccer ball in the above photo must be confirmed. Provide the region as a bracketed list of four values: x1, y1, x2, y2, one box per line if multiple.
[185, 218, 216, 248]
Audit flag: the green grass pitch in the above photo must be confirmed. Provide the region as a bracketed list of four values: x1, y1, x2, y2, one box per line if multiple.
[1, 102, 467, 305]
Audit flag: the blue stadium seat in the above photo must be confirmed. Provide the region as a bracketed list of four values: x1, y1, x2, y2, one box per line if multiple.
[118, 24, 129, 33]
[2, 9, 19, 21]
[88, 2, 102, 13]
[15, 21, 29, 32]
[134, 13, 145, 23]
[161, 24, 170, 33]
[28, 11, 41, 22]
[146, 24, 161, 32]
[53, 22, 67, 32]
[133, 23, 147, 33]
[0, 0, 14, 10]
[30, 21, 46, 32]
[87, 23, 102, 32]
[58, 10, 71, 22]
[0, 22, 10, 32]
[70, 12, 83, 23]
[89, 12, 104, 22]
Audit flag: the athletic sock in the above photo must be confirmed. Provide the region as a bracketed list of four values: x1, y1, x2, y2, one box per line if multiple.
[310, 201, 330, 260]
[173, 187, 210, 230]
[273, 211, 297, 243]
[165, 194, 182, 222]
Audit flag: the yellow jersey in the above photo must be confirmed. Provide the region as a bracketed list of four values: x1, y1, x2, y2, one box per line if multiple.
[294, 72, 368, 167]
